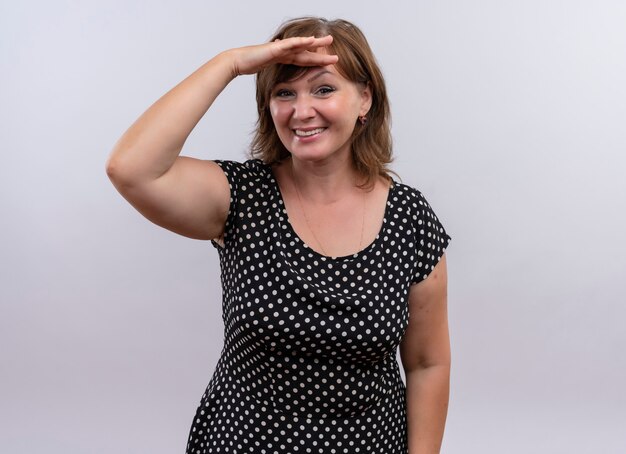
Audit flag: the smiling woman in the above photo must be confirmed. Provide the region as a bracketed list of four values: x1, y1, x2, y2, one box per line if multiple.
[268, 65, 372, 166]
[105, 16, 451, 454]
[253, 17, 393, 191]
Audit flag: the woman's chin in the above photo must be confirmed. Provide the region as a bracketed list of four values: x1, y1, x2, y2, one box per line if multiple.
[287, 146, 351, 164]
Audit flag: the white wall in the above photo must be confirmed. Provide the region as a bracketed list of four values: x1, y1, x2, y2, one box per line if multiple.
[1, 0, 625, 452]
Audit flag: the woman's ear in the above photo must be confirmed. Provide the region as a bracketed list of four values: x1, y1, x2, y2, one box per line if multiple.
[359, 82, 373, 116]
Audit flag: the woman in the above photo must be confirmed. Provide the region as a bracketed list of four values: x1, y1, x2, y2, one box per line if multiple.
[106, 16, 451, 454]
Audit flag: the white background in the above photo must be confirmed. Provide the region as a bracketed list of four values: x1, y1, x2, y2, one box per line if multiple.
[2, 0, 625, 452]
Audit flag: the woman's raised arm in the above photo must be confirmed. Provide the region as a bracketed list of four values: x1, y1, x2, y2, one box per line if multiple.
[105, 37, 337, 240]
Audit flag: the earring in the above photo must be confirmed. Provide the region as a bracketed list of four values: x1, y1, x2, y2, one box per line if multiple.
[358, 115, 368, 125]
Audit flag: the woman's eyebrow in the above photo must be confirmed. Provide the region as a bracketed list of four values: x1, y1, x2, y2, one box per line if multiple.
[306, 69, 332, 83]
[274, 69, 333, 89]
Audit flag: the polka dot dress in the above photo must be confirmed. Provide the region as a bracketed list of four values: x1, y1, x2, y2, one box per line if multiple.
[185, 158, 451, 453]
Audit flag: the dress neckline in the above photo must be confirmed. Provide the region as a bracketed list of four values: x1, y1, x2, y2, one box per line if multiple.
[260, 159, 396, 262]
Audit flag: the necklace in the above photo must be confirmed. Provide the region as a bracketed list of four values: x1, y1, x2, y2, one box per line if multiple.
[290, 160, 366, 257]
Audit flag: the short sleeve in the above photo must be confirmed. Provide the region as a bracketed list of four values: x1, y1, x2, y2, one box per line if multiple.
[209, 159, 242, 251]
[410, 190, 452, 285]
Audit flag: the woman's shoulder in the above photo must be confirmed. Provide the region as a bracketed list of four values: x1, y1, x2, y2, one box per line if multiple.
[391, 180, 430, 207]
[211, 157, 270, 183]
[391, 180, 451, 228]
[212, 157, 266, 172]
[393, 180, 451, 241]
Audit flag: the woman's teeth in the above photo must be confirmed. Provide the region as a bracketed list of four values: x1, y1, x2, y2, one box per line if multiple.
[294, 128, 325, 137]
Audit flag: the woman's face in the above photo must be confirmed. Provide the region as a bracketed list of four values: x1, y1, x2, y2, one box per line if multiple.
[269, 64, 372, 164]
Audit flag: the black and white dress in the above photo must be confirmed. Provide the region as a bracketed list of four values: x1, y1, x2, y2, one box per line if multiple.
[185, 158, 451, 453]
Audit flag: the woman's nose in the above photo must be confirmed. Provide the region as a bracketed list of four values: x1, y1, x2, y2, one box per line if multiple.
[292, 95, 316, 120]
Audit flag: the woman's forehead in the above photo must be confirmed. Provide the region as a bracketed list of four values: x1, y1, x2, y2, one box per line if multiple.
[277, 65, 342, 85]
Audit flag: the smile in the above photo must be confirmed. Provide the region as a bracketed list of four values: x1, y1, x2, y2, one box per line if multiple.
[293, 128, 326, 137]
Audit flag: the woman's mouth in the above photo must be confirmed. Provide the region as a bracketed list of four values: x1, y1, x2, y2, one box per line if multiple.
[293, 127, 326, 137]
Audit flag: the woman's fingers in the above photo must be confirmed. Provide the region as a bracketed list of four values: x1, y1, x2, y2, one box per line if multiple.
[231, 35, 337, 76]
[273, 35, 332, 55]
[271, 36, 337, 66]
[277, 35, 333, 50]
[288, 50, 338, 66]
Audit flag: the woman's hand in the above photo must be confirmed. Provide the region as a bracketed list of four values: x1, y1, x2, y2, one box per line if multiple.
[227, 35, 339, 77]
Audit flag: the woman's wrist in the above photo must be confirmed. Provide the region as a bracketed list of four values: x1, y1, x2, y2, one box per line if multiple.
[215, 48, 241, 80]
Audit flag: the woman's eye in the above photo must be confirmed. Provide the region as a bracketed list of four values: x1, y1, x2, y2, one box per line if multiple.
[316, 86, 335, 95]
[274, 89, 293, 98]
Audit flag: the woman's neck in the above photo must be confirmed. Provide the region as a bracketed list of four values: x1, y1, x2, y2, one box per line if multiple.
[286, 155, 365, 204]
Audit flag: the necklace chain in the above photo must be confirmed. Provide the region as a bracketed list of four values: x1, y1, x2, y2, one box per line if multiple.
[290, 160, 366, 257]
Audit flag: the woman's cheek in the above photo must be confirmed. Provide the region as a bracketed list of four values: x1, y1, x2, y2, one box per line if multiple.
[270, 102, 289, 123]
